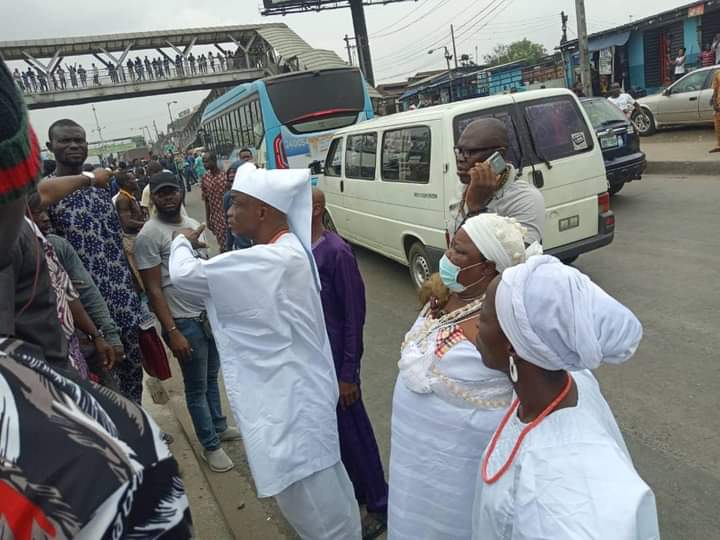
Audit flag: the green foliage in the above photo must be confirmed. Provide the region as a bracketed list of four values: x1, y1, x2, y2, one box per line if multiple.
[484, 39, 547, 67]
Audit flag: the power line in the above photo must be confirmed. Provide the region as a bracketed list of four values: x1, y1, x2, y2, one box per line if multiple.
[370, 0, 449, 39]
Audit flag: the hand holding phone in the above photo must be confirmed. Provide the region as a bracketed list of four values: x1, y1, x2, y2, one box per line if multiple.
[465, 152, 507, 212]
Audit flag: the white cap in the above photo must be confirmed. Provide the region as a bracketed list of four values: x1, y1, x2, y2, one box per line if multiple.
[232, 162, 319, 288]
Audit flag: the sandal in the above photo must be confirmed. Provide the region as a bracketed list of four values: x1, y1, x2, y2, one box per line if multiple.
[362, 512, 387, 540]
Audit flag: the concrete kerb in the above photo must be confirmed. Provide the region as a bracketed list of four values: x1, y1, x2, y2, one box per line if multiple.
[645, 160, 718, 176]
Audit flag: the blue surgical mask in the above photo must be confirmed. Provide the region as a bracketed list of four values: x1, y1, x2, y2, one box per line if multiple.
[439, 254, 485, 293]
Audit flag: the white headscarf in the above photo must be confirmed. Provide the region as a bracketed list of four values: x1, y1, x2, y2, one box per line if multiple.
[496, 255, 642, 371]
[232, 162, 319, 288]
[461, 213, 543, 272]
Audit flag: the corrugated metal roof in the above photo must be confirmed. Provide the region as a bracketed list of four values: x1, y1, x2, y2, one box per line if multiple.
[256, 26, 347, 71]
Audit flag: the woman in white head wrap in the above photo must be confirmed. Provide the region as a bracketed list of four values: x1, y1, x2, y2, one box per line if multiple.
[388, 214, 541, 540]
[471, 255, 659, 540]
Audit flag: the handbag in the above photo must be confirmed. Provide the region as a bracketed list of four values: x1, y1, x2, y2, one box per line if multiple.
[138, 326, 172, 380]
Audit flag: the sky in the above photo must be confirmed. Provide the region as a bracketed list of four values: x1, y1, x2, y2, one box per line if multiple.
[1, 0, 689, 146]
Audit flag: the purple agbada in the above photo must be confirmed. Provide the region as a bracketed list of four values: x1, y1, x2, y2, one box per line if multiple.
[312, 230, 388, 514]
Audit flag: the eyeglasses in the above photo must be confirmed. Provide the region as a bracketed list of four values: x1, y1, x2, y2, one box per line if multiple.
[453, 146, 499, 159]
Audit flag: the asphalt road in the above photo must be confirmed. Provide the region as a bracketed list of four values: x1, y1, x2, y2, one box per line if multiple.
[186, 173, 719, 538]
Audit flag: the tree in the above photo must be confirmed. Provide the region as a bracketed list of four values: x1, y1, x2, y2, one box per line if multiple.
[483, 39, 547, 67]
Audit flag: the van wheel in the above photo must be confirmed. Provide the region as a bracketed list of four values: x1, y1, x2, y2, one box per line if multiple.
[408, 242, 432, 289]
[632, 109, 656, 136]
[323, 211, 337, 233]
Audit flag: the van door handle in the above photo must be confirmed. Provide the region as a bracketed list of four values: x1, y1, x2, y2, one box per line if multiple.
[689, 97, 698, 101]
[340, 180, 344, 193]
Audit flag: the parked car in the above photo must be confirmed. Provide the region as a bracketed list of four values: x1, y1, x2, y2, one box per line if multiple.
[320, 89, 615, 288]
[633, 64, 720, 135]
[581, 97, 646, 195]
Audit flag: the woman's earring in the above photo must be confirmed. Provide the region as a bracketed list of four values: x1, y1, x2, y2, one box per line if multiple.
[509, 355, 519, 383]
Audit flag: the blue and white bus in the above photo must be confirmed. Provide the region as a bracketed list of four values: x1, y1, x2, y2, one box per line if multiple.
[200, 67, 374, 173]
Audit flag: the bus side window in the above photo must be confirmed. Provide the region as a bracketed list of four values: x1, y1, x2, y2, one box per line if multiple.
[345, 133, 377, 180]
[325, 139, 343, 177]
[382, 126, 431, 184]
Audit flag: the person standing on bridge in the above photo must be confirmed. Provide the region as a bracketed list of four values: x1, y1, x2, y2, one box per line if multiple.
[175, 54, 184, 77]
[201, 152, 228, 249]
[77, 65, 87, 87]
[169, 163, 362, 540]
[312, 188, 389, 539]
[68, 64, 78, 88]
[209, 51, 216, 72]
[127, 58, 135, 81]
[163, 55, 171, 77]
[91, 63, 100, 86]
[188, 53, 197, 76]
[144, 56, 153, 81]
[41, 119, 146, 403]
[135, 57, 144, 81]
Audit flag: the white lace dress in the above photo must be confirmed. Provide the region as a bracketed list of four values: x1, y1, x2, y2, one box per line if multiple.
[387, 313, 513, 540]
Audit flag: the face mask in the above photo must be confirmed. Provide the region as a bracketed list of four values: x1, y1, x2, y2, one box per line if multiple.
[439, 254, 484, 293]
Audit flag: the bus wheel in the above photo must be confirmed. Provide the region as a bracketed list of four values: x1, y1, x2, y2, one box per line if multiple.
[323, 211, 337, 233]
[408, 242, 431, 289]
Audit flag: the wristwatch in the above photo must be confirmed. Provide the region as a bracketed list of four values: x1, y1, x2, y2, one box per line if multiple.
[87, 329, 104, 342]
[82, 170, 96, 187]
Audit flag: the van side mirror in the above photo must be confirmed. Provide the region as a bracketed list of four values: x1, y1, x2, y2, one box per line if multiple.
[309, 160, 323, 175]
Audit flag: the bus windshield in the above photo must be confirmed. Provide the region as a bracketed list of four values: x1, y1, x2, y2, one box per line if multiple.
[265, 69, 365, 133]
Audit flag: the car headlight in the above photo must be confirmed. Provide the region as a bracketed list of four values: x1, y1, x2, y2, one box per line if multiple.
[627, 124, 635, 134]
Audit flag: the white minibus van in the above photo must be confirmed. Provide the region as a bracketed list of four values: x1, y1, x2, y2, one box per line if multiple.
[319, 89, 614, 288]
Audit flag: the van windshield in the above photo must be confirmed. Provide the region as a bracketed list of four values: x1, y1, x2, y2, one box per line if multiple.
[453, 109, 523, 168]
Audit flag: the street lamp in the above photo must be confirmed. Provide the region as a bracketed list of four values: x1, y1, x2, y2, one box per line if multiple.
[166, 100, 179, 143]
[429, 46, 454, 103]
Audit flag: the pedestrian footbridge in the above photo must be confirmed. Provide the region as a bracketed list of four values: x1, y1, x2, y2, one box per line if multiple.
[0, 23, 348, 109]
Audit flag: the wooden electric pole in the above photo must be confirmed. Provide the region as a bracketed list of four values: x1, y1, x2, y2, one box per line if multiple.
[575, 0, 593, 96]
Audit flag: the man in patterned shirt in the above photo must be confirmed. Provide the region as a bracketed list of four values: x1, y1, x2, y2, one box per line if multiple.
[41, 119, 146, 402]
[200, 151, 228, 249]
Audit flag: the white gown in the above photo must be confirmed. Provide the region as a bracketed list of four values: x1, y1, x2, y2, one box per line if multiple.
[388, 315, 513, 540]
[472, 370, 660, 540]
[169, 232, 340, 497]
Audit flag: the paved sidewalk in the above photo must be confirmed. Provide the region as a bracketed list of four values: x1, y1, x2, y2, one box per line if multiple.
[641, 126, 719, 174]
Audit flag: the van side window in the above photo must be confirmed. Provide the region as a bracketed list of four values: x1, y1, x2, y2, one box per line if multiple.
[453, 109, 522, 168]
[381, 126, 431, 184]
[522, 97, 594, 161]
[325, 138, 343, 177]
[345, 133, 377, 180]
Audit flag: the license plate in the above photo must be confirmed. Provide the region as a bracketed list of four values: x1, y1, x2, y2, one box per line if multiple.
[559, 215, 580, 232]
[600, 134, 619, 149]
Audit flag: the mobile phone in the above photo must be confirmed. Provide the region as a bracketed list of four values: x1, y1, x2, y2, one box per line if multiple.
[485, 151, 507, 176]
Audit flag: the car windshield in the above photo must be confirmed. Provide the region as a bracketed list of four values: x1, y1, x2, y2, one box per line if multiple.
[581, 98, 627, 128]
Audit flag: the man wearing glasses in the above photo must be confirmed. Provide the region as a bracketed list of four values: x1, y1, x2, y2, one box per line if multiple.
[452, 118, 544, 245]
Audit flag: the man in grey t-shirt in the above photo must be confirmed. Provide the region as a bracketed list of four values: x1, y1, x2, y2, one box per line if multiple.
[452, 118, 545, 244]
[134, 172, 241, 472]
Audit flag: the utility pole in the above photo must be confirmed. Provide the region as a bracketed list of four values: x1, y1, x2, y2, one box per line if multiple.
[344, 34, 354, 65]
[451, 25, 458, 69]
[91, 104, 106, 163]
[575, 0, 593, 97]
[560, 11, 569, 45]
[349, 0, 375, 86]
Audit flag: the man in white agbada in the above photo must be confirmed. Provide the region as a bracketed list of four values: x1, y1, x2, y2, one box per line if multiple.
[168, 162, 361, 540]
[471, 255, 660, 540]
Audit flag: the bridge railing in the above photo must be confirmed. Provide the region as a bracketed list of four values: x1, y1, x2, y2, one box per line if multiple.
[14, 52, 273, 95]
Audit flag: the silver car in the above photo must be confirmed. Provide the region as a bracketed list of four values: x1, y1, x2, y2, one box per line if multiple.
[633, 65, 719, 136]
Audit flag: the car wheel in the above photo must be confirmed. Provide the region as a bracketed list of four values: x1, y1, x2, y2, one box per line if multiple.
[608, 181, 625, 195]
[322, 211, 337, 233]
[632, 109, 656, 136]
[408, 242, 432, 289]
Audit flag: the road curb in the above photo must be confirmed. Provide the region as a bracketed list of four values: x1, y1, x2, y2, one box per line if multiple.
[645, 160, 718, 175]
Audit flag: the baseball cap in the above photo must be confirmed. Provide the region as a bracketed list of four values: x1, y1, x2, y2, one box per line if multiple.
[149, 171, 179, 193]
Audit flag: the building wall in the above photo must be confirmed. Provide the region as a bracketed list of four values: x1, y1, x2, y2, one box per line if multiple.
[489, 66, 524, 95]
[628, 31, 645, 90]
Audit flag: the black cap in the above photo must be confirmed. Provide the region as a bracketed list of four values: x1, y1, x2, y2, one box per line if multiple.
[149, 171, 179, 193]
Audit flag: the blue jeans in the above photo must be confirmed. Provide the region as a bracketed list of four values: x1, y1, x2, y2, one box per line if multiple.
[173, 316, 226, 451]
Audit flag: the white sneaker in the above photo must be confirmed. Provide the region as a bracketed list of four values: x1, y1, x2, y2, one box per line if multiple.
[218, 427, 242, 442]
[202, 448, 234, 473]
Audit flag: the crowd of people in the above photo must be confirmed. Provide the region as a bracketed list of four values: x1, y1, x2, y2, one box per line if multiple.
[1, 53, 662, 540]
[11, 48, 258, 94]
